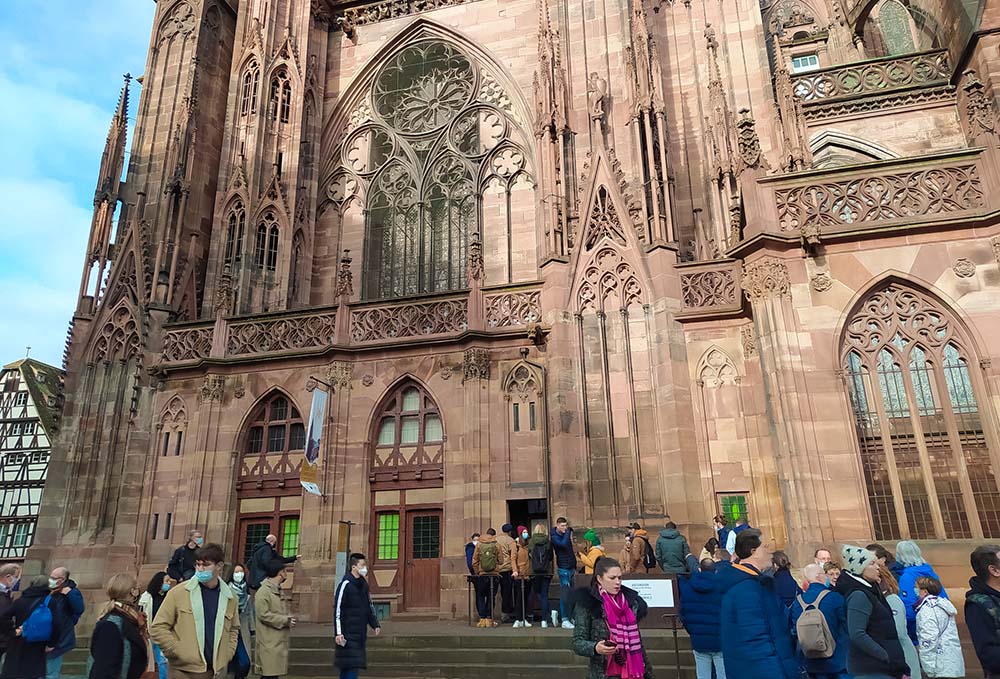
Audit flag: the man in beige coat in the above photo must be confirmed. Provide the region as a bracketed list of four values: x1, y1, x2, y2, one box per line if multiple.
[254, 562, 296, 679]
[151, 543, 240, 679]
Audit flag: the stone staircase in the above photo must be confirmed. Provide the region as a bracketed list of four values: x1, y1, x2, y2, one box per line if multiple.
[60, 621, 698, 679]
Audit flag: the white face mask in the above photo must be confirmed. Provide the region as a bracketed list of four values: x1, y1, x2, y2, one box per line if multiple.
[48, 578, 59, 590]
[472, 540, 479, 546]
[358, 566, 369, 577]
[233, 572, 245, 583]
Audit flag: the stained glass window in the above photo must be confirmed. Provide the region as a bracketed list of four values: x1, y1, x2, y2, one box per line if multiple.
[879, 0, 916, 55]
[282, 517, 300, 555]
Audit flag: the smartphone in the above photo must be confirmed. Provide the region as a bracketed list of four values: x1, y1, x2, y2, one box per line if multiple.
[603, 640, 617, 648]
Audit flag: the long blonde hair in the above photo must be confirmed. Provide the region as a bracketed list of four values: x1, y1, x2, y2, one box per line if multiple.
[99, 572, 139, 618]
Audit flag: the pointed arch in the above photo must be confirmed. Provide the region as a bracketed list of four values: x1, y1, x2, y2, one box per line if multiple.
[159, 394, 188, 457]
[698, 347, 740, 387]
[160, 394, 188, 425]
[240, 58, 261, 116]
[368, 378, 444, 489]
[839, 276, 1000, 541]
[809, 130, 898, 169]
[320, 18, 534, 169]
[90, 297, 141, 364]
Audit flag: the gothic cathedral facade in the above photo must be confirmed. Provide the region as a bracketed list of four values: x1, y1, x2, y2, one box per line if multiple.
[28, 0, 1000, 620]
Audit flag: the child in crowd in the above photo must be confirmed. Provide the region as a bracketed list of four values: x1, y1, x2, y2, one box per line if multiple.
[915, 576, 964, 678]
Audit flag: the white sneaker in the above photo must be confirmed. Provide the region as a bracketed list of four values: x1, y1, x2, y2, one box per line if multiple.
[523, 620, 532, 628]
[513, 620, 523, 628]
[551, 611, 560, 626]
[541, 620, 548, 628]
[561, 620, 575, 629]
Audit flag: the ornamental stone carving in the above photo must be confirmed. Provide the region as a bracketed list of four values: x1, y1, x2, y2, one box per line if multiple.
[810, 272, 833, 292]
[327, 361, 353, 389]
[362, 374, 375, 387]
[468, 230, 484, 282]
[743, 257, 790, 301]
[741, 324, 757, 358]
[485, 290, 541, 327]
[699, 347, 738, 387]
[735, 109, 770, 173]
[962, 69, 999, 143]
[681, 270, 737, 309]
[335, 0, 482, 29]
[91, 300, 141, 364]
[577, 247, 644, 312]
[335, 250, 354, 299]
[992, 236, 1000, 265]
[462, 348, 490, 383]
[776, 164, 984, 232]
[161, 325, 213, 363]
[791, 50, 950, 102]
[199, 375, 225, 403]
[351, 299, 468, 342]
[159, 1, 197, 44]
[953, 258, 976, 278]
[227, 312, 338, 356]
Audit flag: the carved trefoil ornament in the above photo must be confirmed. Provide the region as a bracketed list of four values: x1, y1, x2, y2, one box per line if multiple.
[743, 257, 790, 301]
[810, 272, 833, 292]
[327, 361, 353, 390]
[463, 348, 490, 383]
[953, 257, 976, 278]
[698, 347, 739, 388]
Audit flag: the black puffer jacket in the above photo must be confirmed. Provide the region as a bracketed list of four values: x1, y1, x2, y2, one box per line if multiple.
[88, 607, 149, 679]
[333, 573, 380, 670]
[836, 572, 908, 678]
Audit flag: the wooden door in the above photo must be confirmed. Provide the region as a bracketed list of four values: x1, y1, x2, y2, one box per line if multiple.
[404, 509, 441, 609]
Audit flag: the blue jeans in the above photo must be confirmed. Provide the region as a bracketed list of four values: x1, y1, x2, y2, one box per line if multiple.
[557, 567, 575, 621]
[152, 644, 168, 679]
[46, 655, 63, 679]
[693, 650, 726, 679]
[339, 671, 359, 679]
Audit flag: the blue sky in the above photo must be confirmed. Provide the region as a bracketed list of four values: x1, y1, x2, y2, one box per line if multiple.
[0, 1, 155, 368]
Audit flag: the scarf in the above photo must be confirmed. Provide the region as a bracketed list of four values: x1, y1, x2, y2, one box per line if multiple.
[231, 579, 250, 614]
[600, 588, 645, 679]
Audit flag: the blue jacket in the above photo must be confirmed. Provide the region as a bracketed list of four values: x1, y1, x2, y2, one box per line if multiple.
[465, 542, 476, 575]
[50, 580, 85, 658]
[678, 565, 724, 653]
[898, 563, 948, 643]
[719, 563, 800, 679]
[773, 567, 799, 609]
[551, 527, 575, 571]
[790, 582, 849, 675]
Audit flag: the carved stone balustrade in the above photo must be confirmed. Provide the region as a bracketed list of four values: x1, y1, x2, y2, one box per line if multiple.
[350, 295, 469, 343]
[226, 308, 339, 356]
[484, 286, 542, 328]
[161, 323, 214, 363]
[745, 148, 995, 245]
[676, 259, 744, 321]
[791, 49, 950, 105]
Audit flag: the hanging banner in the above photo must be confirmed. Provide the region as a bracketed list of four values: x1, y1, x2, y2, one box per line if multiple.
[300, 386, 328, 496]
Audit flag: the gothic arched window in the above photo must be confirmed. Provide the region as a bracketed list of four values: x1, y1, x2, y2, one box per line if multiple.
[254, 223, 267, 269]
[267, 225, 279, 272]
[240, 392, 305, 486]
[269, 69, 291, 124]
[330, 40, 531, 300]
[241, 62, 260, 116]
[224, 201, 246, 266]
[370, 382, 444, 489]
[842, 282, 1000, 540]
[289, 231, 304, 302]
[875, 0, 917, 55]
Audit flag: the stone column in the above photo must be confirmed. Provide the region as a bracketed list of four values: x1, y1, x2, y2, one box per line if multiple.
[743, 256, 833, 553]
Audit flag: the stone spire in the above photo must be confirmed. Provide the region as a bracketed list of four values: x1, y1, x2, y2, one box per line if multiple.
[770, 31, 811, 172]
[95, 74, 131, 205]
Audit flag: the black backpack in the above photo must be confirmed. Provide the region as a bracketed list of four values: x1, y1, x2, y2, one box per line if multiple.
[639, 537, 657, 571]
[530, 541, 553, 574]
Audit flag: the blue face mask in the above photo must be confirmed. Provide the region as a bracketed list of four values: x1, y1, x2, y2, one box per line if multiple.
[161, 582, 171, 592]
[195, 537, 204, 546]
[194, 570, 213, 583]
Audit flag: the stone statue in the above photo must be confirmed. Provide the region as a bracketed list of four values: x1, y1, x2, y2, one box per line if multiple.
[588, 72, 607, 122]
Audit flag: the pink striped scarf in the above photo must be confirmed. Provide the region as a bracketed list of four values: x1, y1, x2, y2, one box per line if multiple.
[600, 589, 645, 679]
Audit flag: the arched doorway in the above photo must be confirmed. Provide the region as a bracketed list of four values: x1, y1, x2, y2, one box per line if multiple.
[234, 391, 305, 565]
[368, 381, 444, 611]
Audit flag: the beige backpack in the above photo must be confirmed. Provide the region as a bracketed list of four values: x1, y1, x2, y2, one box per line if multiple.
[796, 590, 836, 659]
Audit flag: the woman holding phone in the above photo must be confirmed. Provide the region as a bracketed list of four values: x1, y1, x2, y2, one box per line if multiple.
[571, 557, 652, 679]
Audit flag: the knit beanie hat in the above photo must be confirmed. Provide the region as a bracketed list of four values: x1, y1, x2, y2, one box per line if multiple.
[584, 529, 600, 545]
[841, 545, 877, 576]
[517, 525, 528, 536]
[501, 523, 513, 534]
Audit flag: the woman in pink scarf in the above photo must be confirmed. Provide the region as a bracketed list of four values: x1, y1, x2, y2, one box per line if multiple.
[571, 556, 651, 679]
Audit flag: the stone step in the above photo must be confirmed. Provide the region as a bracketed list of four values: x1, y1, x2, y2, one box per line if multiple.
[360, 663, 698, 679]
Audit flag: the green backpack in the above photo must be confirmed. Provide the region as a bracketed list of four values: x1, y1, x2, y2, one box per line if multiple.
[479, 541, 499, 573]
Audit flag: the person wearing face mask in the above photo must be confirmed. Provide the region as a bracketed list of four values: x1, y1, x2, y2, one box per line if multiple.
[88, 572, 152, 679]
[138, 571, 172, 679]
[0, 564, 21, 666]
[511, 526, 533, 628]
[334, 553, 382, 679]
[151, 543, 240, 679]
[46, 566, 85, 679]
[1, 575, 65, 679]
[167, 530, 204, 582]
[465, 533, 480, 578]
[255, 563, 296, 679]
[228, 565, 253, 679]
